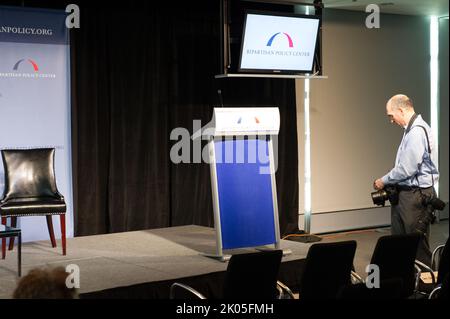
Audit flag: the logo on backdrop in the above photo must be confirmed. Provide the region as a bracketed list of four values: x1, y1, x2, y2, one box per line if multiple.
[0, 26, 53, 36]
[13, 59, 39, 72]
[266, 32, 294, 48]
[0, 58, 56, 79]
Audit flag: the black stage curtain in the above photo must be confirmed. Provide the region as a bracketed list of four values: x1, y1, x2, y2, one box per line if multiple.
[6, 0, 299, 237]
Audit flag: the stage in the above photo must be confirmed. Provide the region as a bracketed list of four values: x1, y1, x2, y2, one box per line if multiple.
[0, 225, 310, 299]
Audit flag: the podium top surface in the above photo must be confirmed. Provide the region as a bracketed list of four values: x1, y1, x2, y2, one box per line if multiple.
[203, 107, 280, 137]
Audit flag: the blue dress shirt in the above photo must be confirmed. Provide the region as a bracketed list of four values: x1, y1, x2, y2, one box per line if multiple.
[381, 115, 439, 188]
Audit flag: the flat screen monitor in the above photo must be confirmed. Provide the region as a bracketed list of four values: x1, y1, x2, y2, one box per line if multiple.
[239, 11, 320, 74]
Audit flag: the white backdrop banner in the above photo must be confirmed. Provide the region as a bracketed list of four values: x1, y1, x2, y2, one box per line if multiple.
[0, 6, 73, 242]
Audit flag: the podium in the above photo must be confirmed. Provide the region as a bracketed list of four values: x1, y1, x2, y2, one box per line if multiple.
[205, 108, 289, 261]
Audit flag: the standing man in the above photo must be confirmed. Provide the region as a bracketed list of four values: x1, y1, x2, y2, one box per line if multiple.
[374, 94, 439, 266]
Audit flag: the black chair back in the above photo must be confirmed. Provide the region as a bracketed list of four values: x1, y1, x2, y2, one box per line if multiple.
[1, 149, 60, 201]
[223, 250, 282, 299]
[437, 238, 449, 284]
[370, 233, 420, 298]
[299, 240, 357, 299]
[438, 273, 449, 300]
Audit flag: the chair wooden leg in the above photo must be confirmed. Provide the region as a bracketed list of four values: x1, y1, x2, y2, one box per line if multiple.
[60, 214, 66, 256]
[1, 217, 6, 259]
[46, 216, 57, 248]
[8, 217, 18, 251]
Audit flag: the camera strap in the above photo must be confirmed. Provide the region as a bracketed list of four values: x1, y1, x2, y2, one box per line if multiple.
[406, 114, 431, 154]
[406, 114, 435, 191]
[415, 125, 434, 193]
[413, 126, 432, 155]
[405, 113, 419, 134]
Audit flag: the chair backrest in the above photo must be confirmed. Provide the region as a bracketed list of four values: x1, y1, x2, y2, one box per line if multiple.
[370, 233, 421, 298]
[1, 148, 59, 201]
[223, 250, 283, 299]
[299, 240, 357, 299]
[437, 273, 449, 300]
[437, 238, 449, 284]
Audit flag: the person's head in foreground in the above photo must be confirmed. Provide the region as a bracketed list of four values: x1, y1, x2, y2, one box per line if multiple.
[13, 266, 78, 299]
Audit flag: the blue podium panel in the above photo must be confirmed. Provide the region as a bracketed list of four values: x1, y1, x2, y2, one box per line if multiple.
[215, 139, 276, 250]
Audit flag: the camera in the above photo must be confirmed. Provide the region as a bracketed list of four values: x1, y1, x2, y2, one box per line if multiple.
[371, 185, 399, 207]
[371, 185, 446, 235]
[415, 194, 446, 235]
[421, 193, 446, 211]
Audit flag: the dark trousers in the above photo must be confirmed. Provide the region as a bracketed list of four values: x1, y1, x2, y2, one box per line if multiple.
[391, 187, 434, 266]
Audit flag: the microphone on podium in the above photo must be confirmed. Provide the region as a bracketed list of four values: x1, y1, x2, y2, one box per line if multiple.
[217, 89, 224, 108]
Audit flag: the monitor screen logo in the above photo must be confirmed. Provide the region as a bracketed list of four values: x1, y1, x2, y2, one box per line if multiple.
[266, 32, 294, 48]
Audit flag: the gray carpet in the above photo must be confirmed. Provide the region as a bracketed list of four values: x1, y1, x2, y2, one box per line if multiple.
[0, 225, 311, 299]
[1, 221, 447, 299]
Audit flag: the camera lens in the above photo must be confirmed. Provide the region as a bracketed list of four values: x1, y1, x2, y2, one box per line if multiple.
[430, 198, 446, 211]
[371, 189, 388, 206]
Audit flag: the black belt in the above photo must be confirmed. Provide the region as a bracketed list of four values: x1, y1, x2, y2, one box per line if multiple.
[397, 185, 431, 192]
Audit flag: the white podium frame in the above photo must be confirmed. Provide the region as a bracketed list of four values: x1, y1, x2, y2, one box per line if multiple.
[204, 108, 290, 262]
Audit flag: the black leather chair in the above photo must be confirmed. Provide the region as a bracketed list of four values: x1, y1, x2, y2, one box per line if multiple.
[366, 233, 420, 298]
[436, 239, 450, 287]
[223, 250, 283, 299]
[170, 250, 284, 299]
[298, 240, 357, 299]
[416, 238, 449, 298]
[0, 148, 67, 259]
[431, 273, 449, 299]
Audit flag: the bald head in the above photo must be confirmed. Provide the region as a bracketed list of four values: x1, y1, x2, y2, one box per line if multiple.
[387, 94, 414, 112]
[386, 94, 416, 128]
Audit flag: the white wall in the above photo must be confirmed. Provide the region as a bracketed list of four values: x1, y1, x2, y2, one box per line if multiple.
[296, 10, 433, 233]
